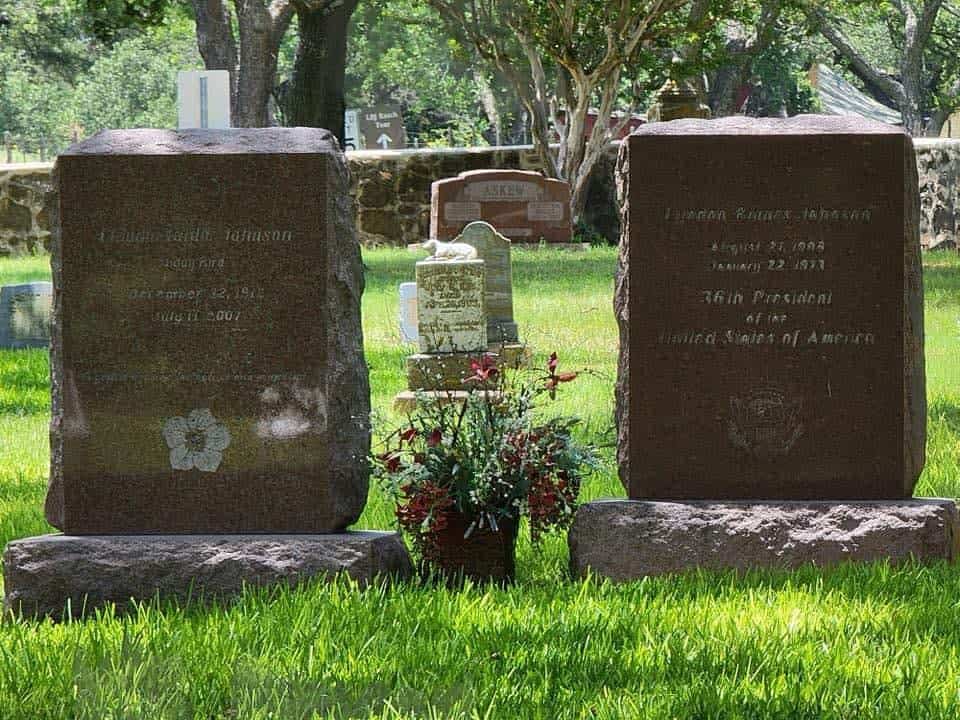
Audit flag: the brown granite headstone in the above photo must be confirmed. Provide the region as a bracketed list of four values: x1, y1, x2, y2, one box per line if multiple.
[615, 115, 925, 500]
[46, 128, 371, 533]
[431, 170, 571, 244]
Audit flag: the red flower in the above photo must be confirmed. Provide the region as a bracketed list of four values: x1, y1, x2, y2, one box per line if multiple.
[465, 354, 499, 383]
[427, 428, 443, 447]
[547, 352, 558, 373]
[379, 451, 401, 473]
[399, 426, 418, 444]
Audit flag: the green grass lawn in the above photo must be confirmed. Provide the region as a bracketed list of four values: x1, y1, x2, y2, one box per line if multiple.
[0, 248, 958, 719]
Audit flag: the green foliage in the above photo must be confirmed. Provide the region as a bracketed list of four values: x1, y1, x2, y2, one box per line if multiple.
[69, 16, 201, 135]
[751, 20, 820, 116]
[347, 0, 491, 146]
[0, 2, 197, 149]
[82, 0, 173, 44]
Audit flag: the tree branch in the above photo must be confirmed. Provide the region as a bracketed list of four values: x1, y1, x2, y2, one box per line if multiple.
[803, 2, 906, 104]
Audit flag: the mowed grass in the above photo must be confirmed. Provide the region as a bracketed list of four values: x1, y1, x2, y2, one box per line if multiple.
[0, 247, 957, 719]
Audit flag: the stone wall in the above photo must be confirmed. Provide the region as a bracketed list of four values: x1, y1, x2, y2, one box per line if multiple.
[916, 139, 960, 250]
[0, 163, 52, 255]
[2, 138, 958, 253]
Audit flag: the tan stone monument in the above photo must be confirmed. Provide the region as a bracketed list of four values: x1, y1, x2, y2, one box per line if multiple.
[395, 222, 529, 411]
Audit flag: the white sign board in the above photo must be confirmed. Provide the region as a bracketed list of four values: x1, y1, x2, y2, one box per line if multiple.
[177, 70, 231, 130]
[344, 109, 360, 151]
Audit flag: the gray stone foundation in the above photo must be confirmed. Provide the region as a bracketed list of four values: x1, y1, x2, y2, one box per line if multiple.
[569, 499, 959, 581]
[3, 532, 412, 620]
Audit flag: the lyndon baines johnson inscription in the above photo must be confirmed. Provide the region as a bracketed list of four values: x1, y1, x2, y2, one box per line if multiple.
[46, 128, 371, 533]
[616, 116, 925, 501]
[658, 206, 875, 350]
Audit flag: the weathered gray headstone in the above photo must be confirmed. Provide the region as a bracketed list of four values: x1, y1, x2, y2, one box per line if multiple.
[458, 221, 518, 344]
[0, 281, 52, 349]
[416, 259, 486, 354]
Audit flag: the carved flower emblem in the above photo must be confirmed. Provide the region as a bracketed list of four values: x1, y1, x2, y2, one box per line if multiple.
[162, 408, 231, 472]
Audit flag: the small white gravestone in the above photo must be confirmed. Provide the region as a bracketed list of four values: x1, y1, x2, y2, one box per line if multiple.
[177, 71, 231, 129]
[399, 282, 419, 343]
[0, 282, 52, 349]
[416, 260, 486, 354]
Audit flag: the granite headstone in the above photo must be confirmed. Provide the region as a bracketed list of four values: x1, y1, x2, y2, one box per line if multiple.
[615, 115, 925, 500]
[431, 170, 571, 244]
[45, 128, 371, 533]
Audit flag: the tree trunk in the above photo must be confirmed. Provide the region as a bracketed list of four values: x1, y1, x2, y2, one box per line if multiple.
[284, 0, 358, 142]
[190, 0, 239, 120]
[234, 1, 291, 127]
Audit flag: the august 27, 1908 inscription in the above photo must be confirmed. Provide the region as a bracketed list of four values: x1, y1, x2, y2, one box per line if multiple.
[616, 116, 925, 501]
[46, 128, 370, 534]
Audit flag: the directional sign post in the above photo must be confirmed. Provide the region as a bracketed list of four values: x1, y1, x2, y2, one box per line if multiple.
[359, 105, 406, 150]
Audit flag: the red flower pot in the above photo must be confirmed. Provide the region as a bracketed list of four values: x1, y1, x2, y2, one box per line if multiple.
[430, 511, 519, 583]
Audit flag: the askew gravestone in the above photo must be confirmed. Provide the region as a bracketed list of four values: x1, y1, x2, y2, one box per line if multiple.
[570, 116, 958, 580]
[431, 169, 572, 244]
[3, 129, 410, 618]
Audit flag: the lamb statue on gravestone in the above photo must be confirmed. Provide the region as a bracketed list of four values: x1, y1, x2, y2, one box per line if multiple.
[413, 238, 478, 261]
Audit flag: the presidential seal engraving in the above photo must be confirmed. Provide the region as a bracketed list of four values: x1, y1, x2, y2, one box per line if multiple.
[728, 385, 803, 458]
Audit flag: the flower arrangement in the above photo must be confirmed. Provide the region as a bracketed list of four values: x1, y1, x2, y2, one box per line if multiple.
[373, 352, 596, 569]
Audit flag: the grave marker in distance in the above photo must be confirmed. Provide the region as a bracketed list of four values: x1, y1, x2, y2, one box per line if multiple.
[0, 281, 52, 349]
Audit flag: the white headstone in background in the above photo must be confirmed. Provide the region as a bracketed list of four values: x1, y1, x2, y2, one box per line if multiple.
[399, 282, 418, 343]
[177, 71, 231, 130]
[0, 281, 52, 349]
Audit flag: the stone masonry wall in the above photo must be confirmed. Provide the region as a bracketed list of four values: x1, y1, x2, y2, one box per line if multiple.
[2, 139, 958, 253]
[0, 163, 53, 255]
[916, 139, 960, 250]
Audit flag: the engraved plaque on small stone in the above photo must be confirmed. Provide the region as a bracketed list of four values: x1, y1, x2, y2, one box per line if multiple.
[431, 169, 572, 243]
[616, 116, 924, 500]
[0, 282, 52, 349]
[443, 202, 481, 223]
[47, 128, 370, 534]
[416, 259, 486, 354]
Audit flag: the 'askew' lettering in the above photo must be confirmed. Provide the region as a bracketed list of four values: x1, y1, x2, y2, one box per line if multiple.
[225, 229, 293, 243]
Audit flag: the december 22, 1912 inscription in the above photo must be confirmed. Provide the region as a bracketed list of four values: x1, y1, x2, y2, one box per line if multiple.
[616, 116, 925, 501]
[45, 128, 370, 533]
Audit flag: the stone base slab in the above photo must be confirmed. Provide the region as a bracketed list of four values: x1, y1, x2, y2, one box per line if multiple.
[569, 499, 959, 581]
[394, 389, 503, 413]
[406, 344, 530, 391]
[3, 531, 412, 620]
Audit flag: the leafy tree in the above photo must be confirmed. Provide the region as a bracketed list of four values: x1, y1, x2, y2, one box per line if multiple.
[801, 0, 960, 135]
[345, 0, 491, 146]
[189, 0, 357, 136]
[426, 0, 699, 223]
[69, 15, 202, 135]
